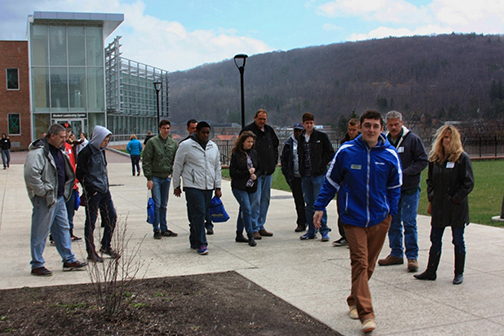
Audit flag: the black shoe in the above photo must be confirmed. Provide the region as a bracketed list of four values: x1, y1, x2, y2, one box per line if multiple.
[206, 227, 214, 235]
[31, 267, 53, 276]
[154, 230, 162, 239]
[235, 232, 248, 243]
[161, 230, 178, 237]
[100, 247, 121, 259]
[332, 237, 348, 247]
[295, 224, 306, 232]
[247, 233, 257, 247]
[87, 253, 104, 263]
[453, 274, 464, 285]
[63, 260, 87, 271]
[414, 271, 436, 281]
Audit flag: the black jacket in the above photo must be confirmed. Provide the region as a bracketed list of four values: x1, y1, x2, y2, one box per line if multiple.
[427, 152, 474, 228]
[0, 138, 11, 150]
[230, 149, 261, 193]
[299, 129, 334, 177]
[280, 136, 298, 187]
[241, 122, 279, 175]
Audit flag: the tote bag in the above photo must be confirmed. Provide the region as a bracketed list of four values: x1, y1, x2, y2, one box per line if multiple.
[146, 197, 155, 224]
[207, 196, 230, 223]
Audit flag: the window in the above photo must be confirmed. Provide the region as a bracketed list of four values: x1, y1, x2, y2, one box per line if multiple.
[8, 114, 20, 135]
[6, 68, 19, 90]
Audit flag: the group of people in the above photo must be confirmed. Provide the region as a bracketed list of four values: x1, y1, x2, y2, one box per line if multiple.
[23, 108, 474, 334]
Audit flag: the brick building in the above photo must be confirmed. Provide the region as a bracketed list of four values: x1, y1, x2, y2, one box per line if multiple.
[0, 41, 31, 150]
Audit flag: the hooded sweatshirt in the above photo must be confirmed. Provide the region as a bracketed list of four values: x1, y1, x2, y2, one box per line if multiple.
[76, 126, 112, 194]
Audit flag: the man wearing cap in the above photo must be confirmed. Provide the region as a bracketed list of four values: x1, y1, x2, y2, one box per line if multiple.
[280, 122, 307, 232]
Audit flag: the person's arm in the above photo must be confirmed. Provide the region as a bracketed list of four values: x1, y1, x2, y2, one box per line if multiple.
[272, 127, 279, 166]
[172, 142, 188, 197]
[126, 141, 132, 153]
[322, 132, 335, 165]
[280, 143, 292, 185]
[387, 152, 403, 217]
[24, 150, 51, 197]
[214, 146, 222, 197]
[426, 161, 434, 201]
[403, 136, 428, 176]
[451, 153, 474, 203]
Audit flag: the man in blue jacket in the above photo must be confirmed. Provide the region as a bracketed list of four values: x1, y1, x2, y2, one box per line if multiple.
[313, 110, 402, 334]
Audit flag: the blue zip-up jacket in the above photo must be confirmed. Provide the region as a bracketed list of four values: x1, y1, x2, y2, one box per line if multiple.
[126, 138, 143, 156]
[314, 133, 402, 228]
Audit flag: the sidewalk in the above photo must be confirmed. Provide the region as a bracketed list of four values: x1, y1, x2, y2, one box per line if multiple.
[1, 151, 504, 335]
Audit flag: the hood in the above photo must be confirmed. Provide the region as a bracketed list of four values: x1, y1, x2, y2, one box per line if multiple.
[28, 138, 47, 151]
[89, 125, 112, 150]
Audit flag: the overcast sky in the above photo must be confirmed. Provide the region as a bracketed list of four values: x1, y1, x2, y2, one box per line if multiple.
[1, 0, 503, 72]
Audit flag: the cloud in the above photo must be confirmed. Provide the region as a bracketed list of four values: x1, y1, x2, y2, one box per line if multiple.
[323, 23, 343, 31]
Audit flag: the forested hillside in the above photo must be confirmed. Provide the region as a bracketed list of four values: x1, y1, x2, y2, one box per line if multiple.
[169, 33, 504, 130]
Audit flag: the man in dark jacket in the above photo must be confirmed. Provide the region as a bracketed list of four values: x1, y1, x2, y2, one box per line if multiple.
[298, 112, 335, 241]
[378, 111, 428, 272]
[76, 125, 119, 262]
[280, 122, 307, 232]
[241, 109, 279, 239]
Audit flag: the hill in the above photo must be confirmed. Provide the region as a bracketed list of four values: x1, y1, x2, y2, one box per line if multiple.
[168, 33, 504, 131]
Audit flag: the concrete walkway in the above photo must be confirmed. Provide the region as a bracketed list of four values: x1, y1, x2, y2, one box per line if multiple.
[1, 150, 504, 335]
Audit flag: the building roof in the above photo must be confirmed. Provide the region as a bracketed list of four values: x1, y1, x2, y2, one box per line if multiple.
[29, 11, 124, 37]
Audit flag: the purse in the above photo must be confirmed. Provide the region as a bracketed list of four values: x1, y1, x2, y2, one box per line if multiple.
[207, 196, 230, 223]
[146, 197, 155, 224]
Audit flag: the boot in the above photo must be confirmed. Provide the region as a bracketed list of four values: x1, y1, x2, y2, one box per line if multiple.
[235, 231, 248, 243]
[453, 253, 465, 285]
[247, 233, 257, 247]
[414, 250, 440, 281]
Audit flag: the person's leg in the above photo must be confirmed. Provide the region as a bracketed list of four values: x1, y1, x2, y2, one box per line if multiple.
[65, 189, 76, 232]
[291, 177, 307, 229]
[84, 191, 101, 256]
[130, 157, 135, 176]
[184, 188, 206, 249]
[301, 176, 316, 237]
[151, 176, 162, 233]
[250, 176, 262, 233]
[452, 226, 466, 282]
[257, 174, 272, 231]
[99, 191, 117, 252]
[232, 188, 253, 234]
[30, 196, 54, 269]
[50, 197, 77, 264]
[201, 190, 212, 245]
[6, 149, 10, 167]
[312, 175, 329, 236]
[387, 196, 404, 258]
[1, 150, 6, 168]
[402, 190, 420, 260]
[133, 155, 141, 175]
[159, 177, 170, 233]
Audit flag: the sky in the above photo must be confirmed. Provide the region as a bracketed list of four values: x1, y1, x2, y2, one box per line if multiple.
[1, 0, 504, 72]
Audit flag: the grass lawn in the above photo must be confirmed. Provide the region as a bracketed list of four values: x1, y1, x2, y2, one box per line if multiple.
[223, 160, 504, 227]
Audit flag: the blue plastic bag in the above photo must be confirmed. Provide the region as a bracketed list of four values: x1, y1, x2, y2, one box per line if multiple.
[207, 196, 230, 223]
[74, 190, 81, 211]
[146, 197, 155, 224]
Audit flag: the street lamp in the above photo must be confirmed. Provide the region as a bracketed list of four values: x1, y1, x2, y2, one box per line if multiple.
[234, 54, 248, 129]
[153, 81, 162, 130]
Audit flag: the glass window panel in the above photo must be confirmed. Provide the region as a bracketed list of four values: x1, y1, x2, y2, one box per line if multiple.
[34, 113, 50, 140]
[68, 26, 85, 66]
[69, 68, 86, 110]
[8, 114, 20, 135]
[32, 67, 50, 111]
[86, 26, 103, 66]
[87, 67, 104, 111]
[31, 25, 48, 66]
[49, 26, 67, 66]
[50, 67, 68, 110]
[6, 68, 19, 90]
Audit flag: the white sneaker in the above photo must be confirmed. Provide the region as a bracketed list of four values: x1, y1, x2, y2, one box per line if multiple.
[361, 319, 376, 333]
[349, 305, 359, 319]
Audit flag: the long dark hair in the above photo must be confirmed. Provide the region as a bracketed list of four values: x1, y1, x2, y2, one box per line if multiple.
[231, 131, 256, 155]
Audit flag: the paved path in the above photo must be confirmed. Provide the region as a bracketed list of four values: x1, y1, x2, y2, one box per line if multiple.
[1, 150, 504, 335]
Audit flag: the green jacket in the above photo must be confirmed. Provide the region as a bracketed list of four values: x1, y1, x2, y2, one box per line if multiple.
[142, 134, 178, 180]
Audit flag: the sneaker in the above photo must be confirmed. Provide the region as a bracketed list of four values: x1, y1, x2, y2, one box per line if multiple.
[154, 231, 162, 239]
[31, 267, 53, 276]
[87, 253, 104, 263]
[300, 233, 317, 240]
[361, 319, 376, 333]
[349, 305, 359, 319]
[197, 245, 208, 255]
[378, 254, 404, 266]
[407, 259, 419, 272]
[321, 233, 330, 242]
[259, 229, 273, 237]
[100, 247, 121, 259]
[206, 227, 214, 235]
[332, 237, 348, 247]
[161, 230, 178, 237]
[63, 260, 87, 271]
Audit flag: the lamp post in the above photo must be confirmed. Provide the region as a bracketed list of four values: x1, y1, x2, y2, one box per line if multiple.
[153, 81, 162, 130]
[234, 54, 248, 129]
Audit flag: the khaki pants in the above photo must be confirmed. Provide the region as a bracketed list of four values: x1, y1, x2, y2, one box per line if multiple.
[344, 216, 391, 322]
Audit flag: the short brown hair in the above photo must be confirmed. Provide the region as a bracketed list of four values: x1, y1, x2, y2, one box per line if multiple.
[348, 118, 360, 126]
[255, 109, 267, 117]
[360, 110, 383, 126]
[302, 112, 314, 122]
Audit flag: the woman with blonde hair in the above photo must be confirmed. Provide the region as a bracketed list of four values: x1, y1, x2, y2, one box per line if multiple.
[414, 125, 474, 284]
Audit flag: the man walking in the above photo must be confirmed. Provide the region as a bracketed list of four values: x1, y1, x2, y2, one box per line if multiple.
[298, 112, 334, 241]
[378, 110, 428, 272]
[173, 121, 222, 255]
[241, 109, 278, 239]
[25, 124, 87, 276]
[142, 120, 179, 239]
[280, 122, 307, 232]
[313, 110, 402, 333]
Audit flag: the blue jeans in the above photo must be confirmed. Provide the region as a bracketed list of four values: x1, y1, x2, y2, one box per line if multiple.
[232, 188, 255, 234]
[1, 149, 10, 168]
[430, 226, 466, 255]
[251, 174, 272, 231]
[30, 196, 76, 268]
[302, 175, 329, 236]
[130, 155, 141, 175]
[388, 190, 420, 259]
[151, 176, 171, 233]
[184, 188, 212, 249]
[84, 190, 117, 255]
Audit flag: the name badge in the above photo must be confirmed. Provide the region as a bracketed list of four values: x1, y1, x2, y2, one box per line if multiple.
[446, 162, 455, 168]
[398, 146, 404, 153]
[350, 164, 362, 170]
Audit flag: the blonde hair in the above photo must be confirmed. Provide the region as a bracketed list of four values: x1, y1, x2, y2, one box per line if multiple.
[130, 134, 137, 140]
[429, 125, 464, 163]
